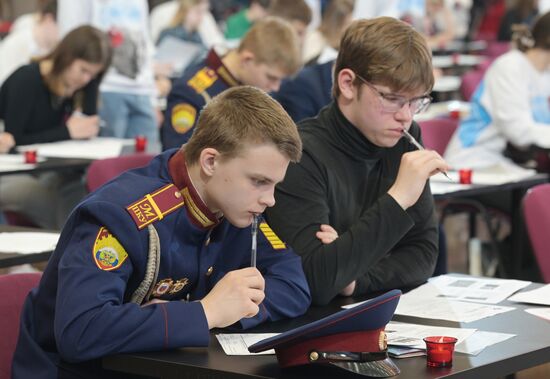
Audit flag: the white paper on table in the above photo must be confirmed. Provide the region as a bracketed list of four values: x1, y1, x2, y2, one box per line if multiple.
[430, 163, 537, 185]
[414, 100, 471, 122]
[430, 180, 472, 195]
[432, 54, 485, 68]
[386, 321, 475, 349]
[455, 331, 515, 355]
[415, 275, 531, 304]
[524, 308, 550, 321]
[343, 296, 513, 323]
[0, 232, 60, 254]
[0, 154, 46, 172]
[433, 76, 461, 92]
[216, 333, 278, 355]
[17, 138, 134, 160]
[508, 284, 550, 306]
[395, 297, 514, 323]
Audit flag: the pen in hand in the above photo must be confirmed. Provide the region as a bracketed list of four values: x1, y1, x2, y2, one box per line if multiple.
[401, 128, 453, 181]
[250, 214, 259, 268]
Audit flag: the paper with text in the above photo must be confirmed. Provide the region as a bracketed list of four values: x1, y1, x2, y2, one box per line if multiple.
[216, 334, 278, 355]
[0, 232, 60, 254]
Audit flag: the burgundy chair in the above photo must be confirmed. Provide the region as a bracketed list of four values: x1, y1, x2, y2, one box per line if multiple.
[522, 183, 550, 282]
[86, 153, 155, 192]
[2, 211, 40, 228]
[0, 273, 42, 378]
[460, 69, 485, 101]
[484, 41, 511, 59]
[418, 118, 459, 156]
[419, 117, 508, 276]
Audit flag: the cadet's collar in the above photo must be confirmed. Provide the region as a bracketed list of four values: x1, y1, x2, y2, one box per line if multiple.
[206, 48, 240, 88]
[327, 102, 385, 160]
[169, 150, 220, 229]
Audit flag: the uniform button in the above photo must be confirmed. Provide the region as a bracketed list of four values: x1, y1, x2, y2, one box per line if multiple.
[174, 191, 182, 198]
[206, 266, 213, 276]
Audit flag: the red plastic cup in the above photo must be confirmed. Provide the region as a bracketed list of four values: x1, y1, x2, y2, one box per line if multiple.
[24, 150, 37, 164]
[449, 109, 461, 119]
[424, 336, 458, 368]
[135, 135, 147, 152]
[459, 168, 473, 184]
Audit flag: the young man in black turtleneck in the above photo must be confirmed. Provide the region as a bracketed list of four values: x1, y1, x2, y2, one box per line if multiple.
[266, 17, 451, 306]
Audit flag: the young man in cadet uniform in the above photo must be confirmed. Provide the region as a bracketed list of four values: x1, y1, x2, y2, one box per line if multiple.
[161, 17, 301, 150]
[12, 86, 311, 379]
[266, 17, 450, 306]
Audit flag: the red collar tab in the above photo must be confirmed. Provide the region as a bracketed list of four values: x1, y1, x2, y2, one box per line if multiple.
[168, 150, 219, 229]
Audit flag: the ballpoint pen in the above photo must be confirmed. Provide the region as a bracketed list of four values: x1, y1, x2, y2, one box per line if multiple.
[251, 214, 258, 268]
[402, 128, 453, 181]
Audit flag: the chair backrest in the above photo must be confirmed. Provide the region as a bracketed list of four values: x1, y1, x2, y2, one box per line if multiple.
[460, 69, 485, 101]
[523, 183, 550, 283]
[0, 273, 41, 378]
[484, 41, 511, 59]
[417, 118, 459, 156]
[86, 153, 155, 193]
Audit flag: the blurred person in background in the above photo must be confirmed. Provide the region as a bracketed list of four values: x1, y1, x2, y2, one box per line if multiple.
[0, 25, 112, 229]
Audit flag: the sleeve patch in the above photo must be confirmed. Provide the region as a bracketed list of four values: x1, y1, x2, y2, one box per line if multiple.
[187, 67, 217, 94]
[259, 222, 286, 250]
[171, 103, 197, 134]
[92, 227, 129, 271]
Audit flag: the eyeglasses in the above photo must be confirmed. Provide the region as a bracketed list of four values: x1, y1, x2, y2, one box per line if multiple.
[355, 74, 432, 115]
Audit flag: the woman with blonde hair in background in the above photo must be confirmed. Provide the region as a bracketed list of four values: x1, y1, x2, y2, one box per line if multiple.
[156, 0, 210, 50]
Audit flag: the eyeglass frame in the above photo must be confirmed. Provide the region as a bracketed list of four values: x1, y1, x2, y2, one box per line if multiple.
[354, 73, 432, 115]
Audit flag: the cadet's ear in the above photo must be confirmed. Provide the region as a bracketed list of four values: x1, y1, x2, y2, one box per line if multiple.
[240, 49, 256, 66]
[337, 68, 358, 101]
[199, 148, 220, 177]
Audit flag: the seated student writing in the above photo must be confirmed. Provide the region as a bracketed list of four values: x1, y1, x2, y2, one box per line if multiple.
[0, 25, 112, 229]
[445, 11, 550, 171]
[266, 17, 450, 305]
[162, 17, 301, 150]
[12, 86, 311, 379]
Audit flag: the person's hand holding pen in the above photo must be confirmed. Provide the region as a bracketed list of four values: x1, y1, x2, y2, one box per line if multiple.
[387, 128, 451, 210]
[66, 111, 101, 139]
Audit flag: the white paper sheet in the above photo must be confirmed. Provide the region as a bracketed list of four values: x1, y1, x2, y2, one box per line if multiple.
[432, 54, 485, 68]
[344, 296, 514, 323]
[396, 297, 514, 323]
[418, 275, 531, 304]
[386, 321, 476, 349]
[455, 330, 515, 355]
[508, 285, 550, 306]
[0, 154, 46, 172]
[415, 100, 471, 122]
[430, 163, 537, 185]
[433, 76, 461, 92]
[524, 308, 550, 321]
[430, 180, 472, 195]
[0, 232, 60, 254]
[17, 138, 134, 160]
[216, 333, 278, 355]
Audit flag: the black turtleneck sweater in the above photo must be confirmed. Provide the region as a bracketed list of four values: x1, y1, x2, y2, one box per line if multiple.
[266, 102, 438, 305]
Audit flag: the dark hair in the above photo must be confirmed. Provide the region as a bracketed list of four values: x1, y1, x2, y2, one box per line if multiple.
[39, 0, 57, 19]
[40, 25, 113, 89]
[513, 11, 550, 51]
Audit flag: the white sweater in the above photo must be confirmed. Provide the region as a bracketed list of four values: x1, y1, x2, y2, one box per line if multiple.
[445, 49, 550, 169]
[57, 0, 155, 96]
